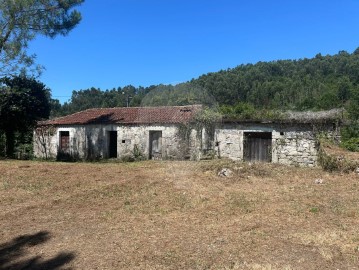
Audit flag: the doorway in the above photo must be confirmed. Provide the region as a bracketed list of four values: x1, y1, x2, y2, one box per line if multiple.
[243, 132, 272, 162]
[108, 131, 117, 158]
[59, 131, 70, 152]
[149, 131, 162, 159]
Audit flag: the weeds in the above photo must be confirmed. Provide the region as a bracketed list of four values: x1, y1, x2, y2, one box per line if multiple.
[227, 192, 256, 214]
[318, 138, 359, 172]
[1, 179, 11, 190]
[309, 207, 319, 213]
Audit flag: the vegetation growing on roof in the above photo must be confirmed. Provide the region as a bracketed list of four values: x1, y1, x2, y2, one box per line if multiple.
[219, 103, 344, 123]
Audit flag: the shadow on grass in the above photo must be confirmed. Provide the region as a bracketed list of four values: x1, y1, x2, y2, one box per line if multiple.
[0, 231, 75, 270]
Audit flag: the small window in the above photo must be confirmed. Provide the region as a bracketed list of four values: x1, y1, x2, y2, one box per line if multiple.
[122, 140, 126, 143]
[60, 131, 70, 151]
[280, 132, 284, 136]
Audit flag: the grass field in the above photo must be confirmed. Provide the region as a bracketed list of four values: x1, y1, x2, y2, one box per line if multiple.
[0, 159, 358, 269]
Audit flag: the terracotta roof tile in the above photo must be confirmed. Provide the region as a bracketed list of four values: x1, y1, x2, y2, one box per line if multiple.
[40, 105, 202, 126]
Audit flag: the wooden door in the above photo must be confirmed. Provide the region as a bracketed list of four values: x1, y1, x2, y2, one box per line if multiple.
[244, 132, 272, 162]
[60, 131, 70, 152]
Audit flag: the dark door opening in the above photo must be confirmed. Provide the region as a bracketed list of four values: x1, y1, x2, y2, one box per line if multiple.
[243, 132, 272, 162]
[149, 131, 162, 159]
[109, 131, 117, 158]
[59, 131, 70, 152]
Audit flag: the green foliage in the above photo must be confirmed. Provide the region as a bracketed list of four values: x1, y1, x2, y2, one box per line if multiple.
[347, 87, 359, 120]
[57, 86, 142, 116]
[140, 83, 217, 107]
[309, 207, 319, 213]
[341, 123, 359, 142]
[318, 147, 340, 172]
[219, 102, 283, 121]
[341, 138, 359, 152]
[192, 48, 359, 117]
[0, 76, 51, 157]
[119, 145, 145, 163]
[318, 138, 358, 172]
[0, 0, 84, 76]
[193, 107, 222, 129]
[220, 102, 253, 119]
[132, 145, 145, 161]
[340, 123, 359, 152]
[14, 142, 33, 160]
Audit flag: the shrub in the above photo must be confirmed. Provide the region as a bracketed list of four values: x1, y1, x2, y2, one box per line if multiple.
[132, 144, 145, 161]
[340, 123, 359, 152]
[14, 143, 33, 160]
[56, 151, 80, 162]
[318, 138, 358, 172]
[340, 137, 359, 152]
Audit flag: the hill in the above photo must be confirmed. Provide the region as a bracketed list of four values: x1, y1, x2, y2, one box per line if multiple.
[52, 48, 359, 120]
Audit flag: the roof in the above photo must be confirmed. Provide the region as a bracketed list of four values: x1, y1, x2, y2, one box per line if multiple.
[39, 105, 202, 126]
[223, 108, 344, 124]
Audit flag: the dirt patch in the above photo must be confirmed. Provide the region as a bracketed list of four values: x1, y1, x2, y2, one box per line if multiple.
[0, 160, 358, 269]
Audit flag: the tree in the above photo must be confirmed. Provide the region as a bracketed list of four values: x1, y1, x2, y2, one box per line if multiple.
[0, 0, 84, 76]
[0, 76, 51, 157]
[348, 86, 359, 120]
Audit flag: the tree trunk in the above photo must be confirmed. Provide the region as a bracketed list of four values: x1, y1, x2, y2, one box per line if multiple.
[5, 130, 15, 158]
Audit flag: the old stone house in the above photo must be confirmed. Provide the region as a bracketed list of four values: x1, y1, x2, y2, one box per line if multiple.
[34, 105, 340, 167]
[214, 110, 341, 167]
[34, 105, 204, 161]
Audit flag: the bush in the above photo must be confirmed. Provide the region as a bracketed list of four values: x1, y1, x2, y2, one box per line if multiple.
[340, 137, 359, 152]
[56, 151, 80, 162]
[132, 144, 145, 161]
[14, 143, 33, 160]
[340, 123, 359, 152]
[120, 155, 135, 162]
[318, 139, 358, 172]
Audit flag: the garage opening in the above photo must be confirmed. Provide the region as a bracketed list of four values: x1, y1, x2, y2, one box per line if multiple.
[243, 132, 272, 162]
[108, 131, 117, 158]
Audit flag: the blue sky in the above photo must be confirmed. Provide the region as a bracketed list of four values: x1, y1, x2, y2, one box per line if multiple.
[28, 0, 359, 103]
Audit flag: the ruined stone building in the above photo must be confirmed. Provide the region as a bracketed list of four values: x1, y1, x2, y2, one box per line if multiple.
[34, 105, 340, 167]
[34, 105, 203, 161]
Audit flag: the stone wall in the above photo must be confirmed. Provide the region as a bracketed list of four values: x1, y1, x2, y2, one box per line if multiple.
[33, 125, 113, 159]
[214, 123, 330, 167]
[34, 121, 334, 166]
[272, 131, 318, 167]
[34, 124, 201, 160]
[118, 124, 184, 159]
[214, 128, 243, 160]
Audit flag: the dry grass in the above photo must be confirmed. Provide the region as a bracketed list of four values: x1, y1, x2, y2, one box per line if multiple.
[321, 142, 359, 163]
[319, 141, 359, 173]
[0, 159, 359, 269]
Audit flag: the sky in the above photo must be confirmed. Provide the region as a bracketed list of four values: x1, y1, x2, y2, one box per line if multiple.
[28, 0, 359, 103]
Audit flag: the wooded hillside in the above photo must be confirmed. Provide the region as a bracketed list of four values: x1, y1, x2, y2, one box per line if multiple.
[52, 48, 359, 120]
